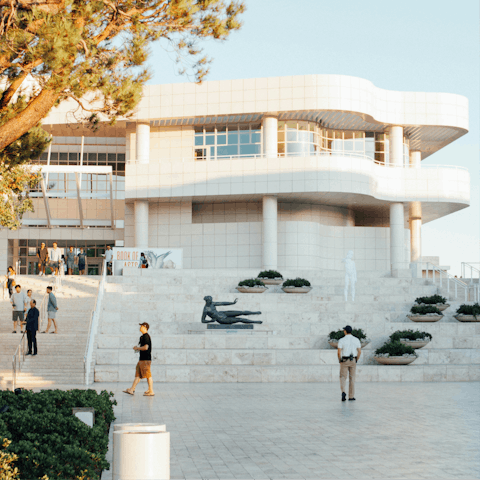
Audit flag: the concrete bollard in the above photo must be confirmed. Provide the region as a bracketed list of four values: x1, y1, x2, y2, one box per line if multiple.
[113, 424, 170, 480]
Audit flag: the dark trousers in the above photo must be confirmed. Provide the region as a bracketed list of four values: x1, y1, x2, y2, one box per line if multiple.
[27, 330, 37, 355]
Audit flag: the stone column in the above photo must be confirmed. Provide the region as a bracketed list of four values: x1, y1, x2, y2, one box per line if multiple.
[262, 116, 278, 158]
[134, 122, 150, 247]
[390, 202, 407, 276]
[388, 125, 404, 167]
[263, 196, 278, 269]
[134, 201, 149, 248]
[409, 150, 422, 276]
[136, 123, 150, 164]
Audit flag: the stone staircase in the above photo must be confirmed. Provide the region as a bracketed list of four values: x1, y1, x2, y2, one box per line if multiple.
[94, 269, 480, 383]
[0, 275, 99, 389]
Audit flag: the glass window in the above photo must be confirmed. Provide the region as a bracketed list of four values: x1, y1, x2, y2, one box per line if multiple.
[195, 148, 207, 160]
[217, 145, 238, 157]
[59, 152, 68, 165]
[205, 135, 214, 145]
[240, 144, 260, 155]
[216, 134, 226, 145]
[228, 133, 238, 145]
[277, 121, 285, 130]
[278, 143, 285, 154]
[354, 132, 364, 139]
[251, 131, 261, 143]
[365, 132, 375, 138]
[88, 153, 97, 164]
[239, 132, 250, 144]
[344, 140, 354, 151]
[286, 130, 297, 142]
[286, 143, 304, 155]
[68, 152, 78, 163]
[344, 132, 354, 140]
[195, 135, 204, 146]
[278, 132, 285, 142]
[108, 153, 116, 167]
[98, 153, 107, 164]
[205, 126, 215, 133]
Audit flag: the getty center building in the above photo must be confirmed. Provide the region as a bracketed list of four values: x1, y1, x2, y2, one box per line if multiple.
[0, 74, 470, 275]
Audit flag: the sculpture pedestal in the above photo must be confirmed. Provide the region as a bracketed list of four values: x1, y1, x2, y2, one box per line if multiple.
[207, 325, 253, 330]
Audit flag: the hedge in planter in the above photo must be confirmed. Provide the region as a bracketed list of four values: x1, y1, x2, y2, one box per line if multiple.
[329, 328, 368, 341]
[414, 294, 447, 305]
[257, 270, 283, 279]
[374, 341, 417, 357]
[389, 330, 432, 342]
[0, 389, 116, 480]
[282, 278, 311, 288]
[410, 305, 442, 315]
[456, 303, 480, 316]
[238, 279, 266, 287]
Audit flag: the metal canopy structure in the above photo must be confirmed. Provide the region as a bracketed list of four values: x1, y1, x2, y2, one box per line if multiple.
[28, 165, 115, 229]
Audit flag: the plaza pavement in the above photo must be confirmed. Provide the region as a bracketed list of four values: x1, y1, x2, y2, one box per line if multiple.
[27, 381, 479, 480]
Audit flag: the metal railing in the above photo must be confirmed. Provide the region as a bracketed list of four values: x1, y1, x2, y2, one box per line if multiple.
[83, 259, 107, 385]
[12, 332, 27, 391]
[127, 152, 469, 171]
[425, 262, 480, 303]
[461, 263, 480, 284]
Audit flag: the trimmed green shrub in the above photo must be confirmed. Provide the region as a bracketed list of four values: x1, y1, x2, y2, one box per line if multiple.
[328, 328, 368, 341]
[410, 305, 442, 315]
[0, 389, 116, 480]
[257, 270, 283, 279]
[415, 294, 447, 305]
[389, 330, 432, 342]
[238, 278, 266, 287]
[456, 303, 480, 316]
[375, 341, 417, 357]
[282, 278, 311, 288]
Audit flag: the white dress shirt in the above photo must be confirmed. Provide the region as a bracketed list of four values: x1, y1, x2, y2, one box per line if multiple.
[338, 334, 361, 357]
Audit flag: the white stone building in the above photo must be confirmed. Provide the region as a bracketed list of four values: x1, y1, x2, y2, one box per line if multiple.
[0, 74, 470, 276]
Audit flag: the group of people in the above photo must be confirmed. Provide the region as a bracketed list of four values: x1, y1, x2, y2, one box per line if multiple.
[9, 282, 59, 356]
[36, 242, 87, 276]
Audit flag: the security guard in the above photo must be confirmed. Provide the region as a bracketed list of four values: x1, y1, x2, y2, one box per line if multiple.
[337, 325, 361, 402]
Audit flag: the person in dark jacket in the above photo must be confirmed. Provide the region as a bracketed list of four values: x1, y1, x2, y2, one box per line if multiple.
[24, 299, 39, 355]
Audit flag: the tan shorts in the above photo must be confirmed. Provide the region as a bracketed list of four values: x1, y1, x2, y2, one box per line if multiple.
[135, 360, 152, 379]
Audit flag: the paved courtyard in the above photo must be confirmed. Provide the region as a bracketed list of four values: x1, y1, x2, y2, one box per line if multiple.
[92, 381, 480, 480]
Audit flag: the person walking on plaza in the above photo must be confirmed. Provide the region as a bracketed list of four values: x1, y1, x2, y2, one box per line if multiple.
[24, 299, 39, 356]
[43, 286, 59, 334]
[338, 325, 361, 402]
[37, 242, 49, 276]
[105, 245, 113, 275]
[5, 266, 16, 298]
[66, 246, 76, 275]
[138, 252, 149, 269]
[11, 285, 28, 334]
[123, 322, 154, 396]
[49, 242, 61, 275]
[77, 247, 86, 275]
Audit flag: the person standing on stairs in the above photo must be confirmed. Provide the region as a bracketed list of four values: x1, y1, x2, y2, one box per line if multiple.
[338, 325, 361, 402]
[24, 299, 39, 356]
[43, 286, 59, 334]
[49, 242, 61, 276]
[77, 248, 86, 275]
[66, 246, 76, 275]
[37, 242, 49, 276]
[123, 322, 154, 396]
[104, 245, 113, 275]
[11, 284, 28, 334]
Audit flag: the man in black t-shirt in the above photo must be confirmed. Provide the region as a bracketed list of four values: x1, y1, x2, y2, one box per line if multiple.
[123, 322, 154, 396]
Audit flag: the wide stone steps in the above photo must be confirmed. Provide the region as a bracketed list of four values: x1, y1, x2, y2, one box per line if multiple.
[94, 364, 480, 383]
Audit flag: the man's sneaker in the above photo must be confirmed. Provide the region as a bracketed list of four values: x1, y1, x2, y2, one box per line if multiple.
[39, 272, 43, 276]
[348, 398, 356, 401]
[342, 392, 346, 402]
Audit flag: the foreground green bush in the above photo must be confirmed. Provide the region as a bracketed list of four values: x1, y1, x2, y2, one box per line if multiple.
[410, 305, 442, 315]
[257, 270, 283, 279]
[375, 341, 417, 357]
[328, 328, 368, 341]
[415, 294, 447, 305]
[238, 278, 266, 287]
[282, 278, 311, 288]
[0, 389, 116, 480]
[456, 303, 480, 316]
[389, 330, 432, 342]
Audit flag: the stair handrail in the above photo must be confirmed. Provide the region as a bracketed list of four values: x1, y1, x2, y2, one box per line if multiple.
[84, 259, 107, 385]
[426, 262, 480, 303]
[461, 262, 480, 284]
[11, 331, 27, 391]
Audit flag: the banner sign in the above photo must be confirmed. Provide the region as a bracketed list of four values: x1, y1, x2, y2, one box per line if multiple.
[112, 247, 183, 275]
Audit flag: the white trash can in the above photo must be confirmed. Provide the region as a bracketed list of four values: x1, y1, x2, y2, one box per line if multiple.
[113, 424, 170, 480]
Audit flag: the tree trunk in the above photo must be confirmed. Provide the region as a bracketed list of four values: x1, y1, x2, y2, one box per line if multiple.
[0, 89, 60, 151]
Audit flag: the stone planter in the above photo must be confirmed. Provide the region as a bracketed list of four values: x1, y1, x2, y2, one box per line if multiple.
[373, 355, 417, 365]
[417, 303, 450, 312]
[282, 286, 312, 294]
[407, 314, 443, 322]
[236, 286, 267, 294]
[328, 339, 371, 349]
[454, 314, 479, 322]
[257, 277, 283, 285]
[399, 338, 431, 349]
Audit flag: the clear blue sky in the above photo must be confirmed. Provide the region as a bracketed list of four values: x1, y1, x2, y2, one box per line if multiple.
[146, 0, 479, 276]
